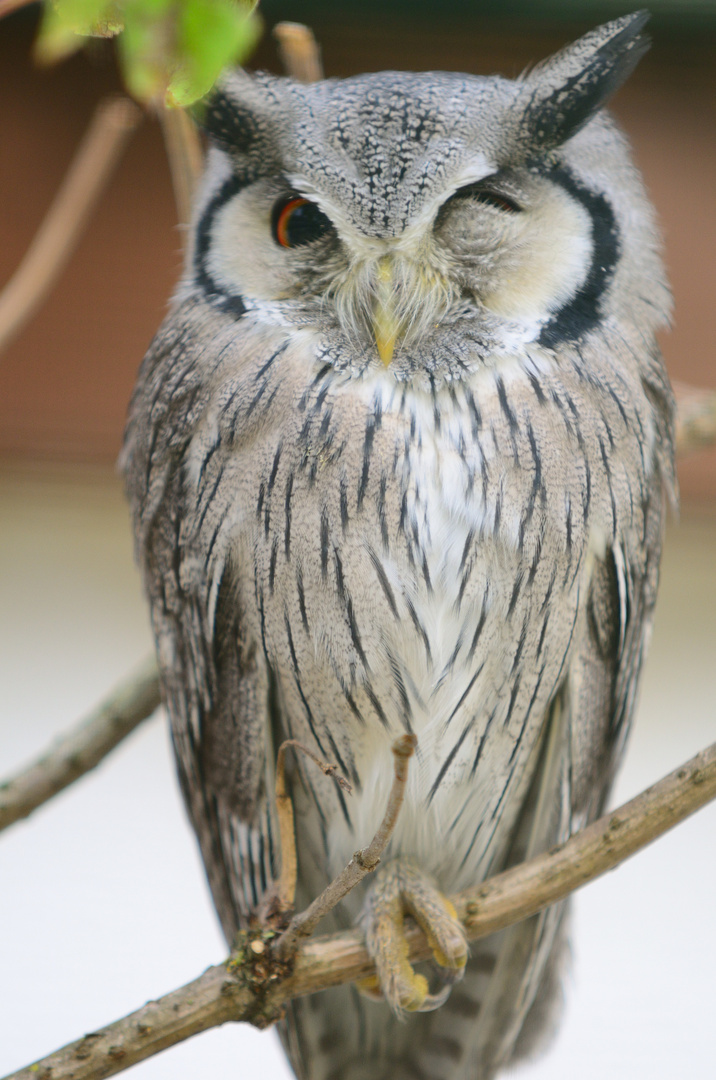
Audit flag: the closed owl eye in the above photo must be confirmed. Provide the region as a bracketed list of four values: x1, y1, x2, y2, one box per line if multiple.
[470, 189, 522, 214]
[272, 194, 334, 248]
[447, 180, 523, 215]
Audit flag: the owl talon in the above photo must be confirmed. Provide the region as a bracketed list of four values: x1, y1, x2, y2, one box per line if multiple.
[359, 859, 467, 1014]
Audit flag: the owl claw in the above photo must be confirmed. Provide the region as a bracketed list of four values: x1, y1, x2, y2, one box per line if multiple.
[358, 858, 467, 1014]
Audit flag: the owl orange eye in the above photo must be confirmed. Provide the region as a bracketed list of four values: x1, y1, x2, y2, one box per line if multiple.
[272, 195, 333, 248]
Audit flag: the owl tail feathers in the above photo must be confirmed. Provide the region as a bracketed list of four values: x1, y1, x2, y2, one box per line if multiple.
[277, 937, 564, 1080]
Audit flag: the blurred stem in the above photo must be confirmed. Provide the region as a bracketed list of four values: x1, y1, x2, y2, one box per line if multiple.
[673, 381, 716, 456]
[274, 22, 324, 81]
[0, 0, 35, 18]
[0, 95, 141, 356]
[157, 105, 205, 239]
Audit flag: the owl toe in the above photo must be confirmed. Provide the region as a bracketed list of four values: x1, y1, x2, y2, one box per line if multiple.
[359, 858, 467, 1015]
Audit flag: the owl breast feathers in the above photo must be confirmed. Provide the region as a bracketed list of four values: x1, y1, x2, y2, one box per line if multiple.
[124, 12, 675, 1080]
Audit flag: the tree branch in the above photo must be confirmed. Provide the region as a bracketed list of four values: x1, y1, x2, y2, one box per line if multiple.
[0, 656, 161, 833]
[5, 738, 715, 1080]
[0, 95, 141, 356]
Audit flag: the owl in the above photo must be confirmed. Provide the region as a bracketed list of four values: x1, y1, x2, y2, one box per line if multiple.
[123, 12, 675, 1080]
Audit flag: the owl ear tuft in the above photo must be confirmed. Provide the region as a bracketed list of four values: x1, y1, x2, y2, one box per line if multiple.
[521, 11, 650, 152]
[198, 74, 261, 155]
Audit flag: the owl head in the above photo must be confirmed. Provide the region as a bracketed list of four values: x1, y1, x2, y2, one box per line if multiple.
[185, 11, 667, 379]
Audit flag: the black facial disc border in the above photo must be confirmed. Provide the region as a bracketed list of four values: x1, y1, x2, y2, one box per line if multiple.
[194, 173, 251, 318]
[538, 165, 621, 349]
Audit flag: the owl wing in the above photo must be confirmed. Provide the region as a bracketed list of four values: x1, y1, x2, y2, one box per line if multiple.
[146, 478, 279, 940]
[504, 470, 668, 1069]
[124, 330, 278, 942]
[424, 464, 672, 1075]
[569, 351, 676, 828]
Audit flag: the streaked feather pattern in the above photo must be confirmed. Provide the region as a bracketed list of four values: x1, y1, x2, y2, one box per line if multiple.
[124, 13, 675, 1079]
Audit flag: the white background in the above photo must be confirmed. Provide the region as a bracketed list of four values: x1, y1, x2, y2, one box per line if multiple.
[1, 466, 714, 1079]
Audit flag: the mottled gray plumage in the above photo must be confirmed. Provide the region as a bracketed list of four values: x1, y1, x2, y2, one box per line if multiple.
[123, 12, 675, 1079]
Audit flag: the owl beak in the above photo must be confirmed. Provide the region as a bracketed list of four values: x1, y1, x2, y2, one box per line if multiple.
[373, 256, 400, 366]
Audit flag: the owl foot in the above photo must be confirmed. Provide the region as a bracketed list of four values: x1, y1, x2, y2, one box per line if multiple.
[357, 858, 467, 1014]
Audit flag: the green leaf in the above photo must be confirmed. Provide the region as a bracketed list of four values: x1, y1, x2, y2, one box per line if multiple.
[167, 0, 261, 107]
[115, 0, 173, 102]
[35, 0, 123, 64]
[36, 0, 262, 103]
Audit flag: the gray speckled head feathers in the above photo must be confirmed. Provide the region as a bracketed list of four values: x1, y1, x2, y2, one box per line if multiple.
[201, 11, 650, 236]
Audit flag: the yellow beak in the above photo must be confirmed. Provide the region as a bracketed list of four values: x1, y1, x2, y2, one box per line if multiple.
[373, 257, 400, 366]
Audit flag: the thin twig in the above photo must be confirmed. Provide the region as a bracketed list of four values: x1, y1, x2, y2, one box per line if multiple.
[274, 734, 417, 958]
[4, 738, 715, 1080]
[0, 656, 161, 833]
[674, 381, 716, 456]
[272, 739, 352, 915]
[274, 22, 324, 82]
[0, 96, 141, 356]
[157, 106, 204, 238]
[277, 739, 353, 795]
[274, 740, 299, 913]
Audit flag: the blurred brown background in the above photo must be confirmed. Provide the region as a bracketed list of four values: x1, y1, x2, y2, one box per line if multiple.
[1, 4, 714, 498]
